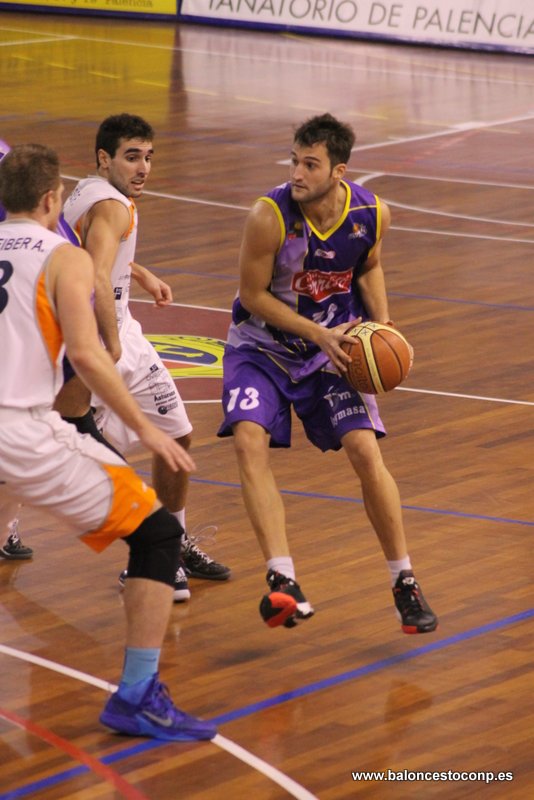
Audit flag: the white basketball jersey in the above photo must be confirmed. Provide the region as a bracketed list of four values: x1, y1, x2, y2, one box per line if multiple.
[0, 219, 68, 407]
[63, 176, 137, 334]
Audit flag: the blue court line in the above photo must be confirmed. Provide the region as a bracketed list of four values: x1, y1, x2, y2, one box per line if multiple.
[188, 476, 534, 528]
[3, 607, 534, 800]
[210, 607, 534, 725]
[389, 291, 534, 312]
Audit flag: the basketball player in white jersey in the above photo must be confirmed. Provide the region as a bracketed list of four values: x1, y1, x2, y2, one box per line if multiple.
[58, 114, 230, 595]
[0, 143, 216, 740]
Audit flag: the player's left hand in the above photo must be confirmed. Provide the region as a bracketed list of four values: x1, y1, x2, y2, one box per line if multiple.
[131, 262, 173, 306]
[313, 318, 362, 374]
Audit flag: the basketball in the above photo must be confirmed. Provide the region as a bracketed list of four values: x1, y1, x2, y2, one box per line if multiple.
[340, 321, 413, 394]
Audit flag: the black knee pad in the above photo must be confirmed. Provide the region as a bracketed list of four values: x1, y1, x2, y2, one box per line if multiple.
[124, 508, 183, 587]
[63, 409, 124, 460]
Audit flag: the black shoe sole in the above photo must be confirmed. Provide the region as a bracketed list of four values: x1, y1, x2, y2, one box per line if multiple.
[185, 568, 231, 581]
[0, 550, 33, 560]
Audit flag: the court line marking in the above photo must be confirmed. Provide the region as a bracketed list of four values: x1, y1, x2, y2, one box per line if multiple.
[188, 477, 534, 528]
[0, 705, 148, 800]
[0, 35, 76, 47]
[129, 301, 534, 408]
[210, 608, 534, 725]
[59, 172, 534, 243]
[390, 225, 534, 244]
[376, 197, 534, 228]
[278, 110, 534, 157]
[0, 20, 528, 797]
[0, 648, 317, 800]
[3, 608, 533, 798]
[1, 22, 533, 89]
[351, 167, 534, 191]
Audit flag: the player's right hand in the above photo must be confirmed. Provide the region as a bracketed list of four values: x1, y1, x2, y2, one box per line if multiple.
[138, 425, 196, 473]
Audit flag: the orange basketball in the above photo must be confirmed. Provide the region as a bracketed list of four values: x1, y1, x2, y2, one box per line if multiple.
[340, 322, 413, 394]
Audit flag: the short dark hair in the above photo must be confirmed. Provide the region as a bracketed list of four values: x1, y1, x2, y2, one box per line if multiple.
[0, 143, 60, 213]
[95, 113, 155, 167]
[293, 113, 355, 167]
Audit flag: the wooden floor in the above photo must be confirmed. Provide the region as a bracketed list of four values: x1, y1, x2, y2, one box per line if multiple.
[1, 9, 534, 799]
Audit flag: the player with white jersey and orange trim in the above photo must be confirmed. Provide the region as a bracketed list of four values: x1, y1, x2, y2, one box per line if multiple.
[0, 137, 120, 562]
[0, 143, 216, 741]
[60, 114, 230, 592]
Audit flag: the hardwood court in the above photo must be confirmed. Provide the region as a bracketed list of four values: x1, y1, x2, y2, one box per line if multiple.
[1, 10, 534, 799]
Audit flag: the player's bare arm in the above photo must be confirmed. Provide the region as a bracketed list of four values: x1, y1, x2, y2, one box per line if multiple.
[131, 262, 173, 307]
[239, 201, 355, 371]
[357, 200, 391, 324]
[83, 199, 128, 362]
[51, 244, 195, 474]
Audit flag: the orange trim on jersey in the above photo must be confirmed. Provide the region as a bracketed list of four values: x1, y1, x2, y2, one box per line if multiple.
[36, 270, 63, 365]
[79, 463, 157, 553]
[124, 201, 136, 240]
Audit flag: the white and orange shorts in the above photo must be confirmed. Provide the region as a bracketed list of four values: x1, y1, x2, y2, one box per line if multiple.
[92, 318, 192, 454]
[0, 405, 157, 552]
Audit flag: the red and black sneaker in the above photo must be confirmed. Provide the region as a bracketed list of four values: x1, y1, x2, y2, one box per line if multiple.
[259, 570, 314, 629]
[393, 570, 438, 634]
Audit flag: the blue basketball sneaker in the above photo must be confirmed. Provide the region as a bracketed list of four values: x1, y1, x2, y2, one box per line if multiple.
[100, 675, 217, 741]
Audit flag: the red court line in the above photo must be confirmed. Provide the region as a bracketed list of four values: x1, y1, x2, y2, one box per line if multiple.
[0, 707, 149, 800]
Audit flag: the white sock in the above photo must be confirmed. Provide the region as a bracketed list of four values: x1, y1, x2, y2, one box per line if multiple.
[387, 556, 412, 586]
[267, 557, 295, 581]
[171, 509, 186, 534]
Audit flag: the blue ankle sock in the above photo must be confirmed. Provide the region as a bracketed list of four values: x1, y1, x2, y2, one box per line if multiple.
[118, 647, 160, 700]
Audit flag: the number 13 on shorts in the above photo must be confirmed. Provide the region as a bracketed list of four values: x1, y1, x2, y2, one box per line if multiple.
[226, 386, 260, 412]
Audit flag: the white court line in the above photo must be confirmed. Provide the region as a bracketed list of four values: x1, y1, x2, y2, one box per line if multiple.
[356, 173, 534, 228]
[133, 298, 231, 312]
[130, 301, 534, 408]
[183, 390, 534, 408]
[214, 735, 318, 800]
[182, 389, 534, 408]
[60, 175, 249, 212]
[0, 36, 75, 47]
[395, 386, 534, 407]
[351, 168, 534, 191]
[1, 22, 532, 90]
[276, 110, 534, 162]
[60, 174, 534, 243]
[0, 644, 115, 691]
[381, 199, 534, 228]
[0, 643, 318, 800]
[390, 225, 534, 244]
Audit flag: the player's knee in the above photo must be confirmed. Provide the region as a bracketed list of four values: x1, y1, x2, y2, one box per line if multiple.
[124, 508, 182, 587]
[344, 432, 383, 476]
[176, 431, 192, 451]
[233, 422, 269, 466]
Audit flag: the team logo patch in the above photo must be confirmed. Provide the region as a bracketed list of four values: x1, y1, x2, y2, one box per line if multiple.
[349, 223, 367, 239]
[144, 334, 225, 378]
[288, 221, 304, 239]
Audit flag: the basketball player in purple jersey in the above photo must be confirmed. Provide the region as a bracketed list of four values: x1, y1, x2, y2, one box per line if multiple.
[218, 113, 437, 634]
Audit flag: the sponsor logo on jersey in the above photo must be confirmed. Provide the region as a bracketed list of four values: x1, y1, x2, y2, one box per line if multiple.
[314, 249, 336, 259]
[292, 268, 352, 302]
